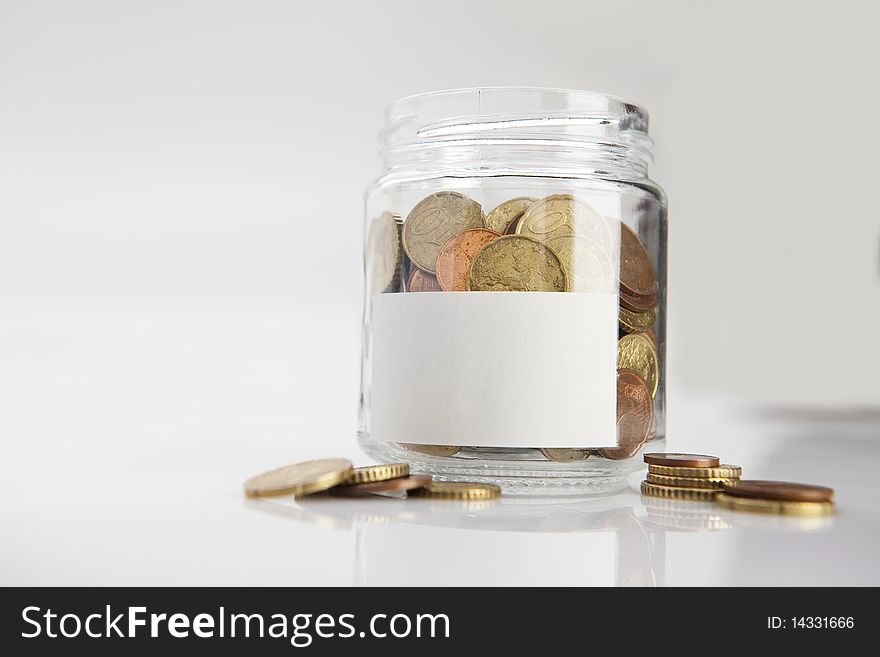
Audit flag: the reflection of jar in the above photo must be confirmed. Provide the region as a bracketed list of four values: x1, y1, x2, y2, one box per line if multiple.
[359, 88, 667, 494]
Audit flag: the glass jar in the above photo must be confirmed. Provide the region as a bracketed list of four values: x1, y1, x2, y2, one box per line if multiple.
[359, 87, 667, 494]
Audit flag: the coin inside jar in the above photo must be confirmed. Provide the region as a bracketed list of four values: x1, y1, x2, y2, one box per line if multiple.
[644, 453, 721, 468]
[406, 267, 443, 292]
[435, 228, 500, 291]
[516, 194, 614, 258]
[402, 191, 484, 274]
[541, 448, 590, 461]
[484, 197, 535, 234]
[618, 333, 659, 397]
[468, 235, 567, 292]
[599, 369, 654, 460]
[619, 223, 657, 301]
[365, 211, 402, 294]
[721, 480, 834, 503]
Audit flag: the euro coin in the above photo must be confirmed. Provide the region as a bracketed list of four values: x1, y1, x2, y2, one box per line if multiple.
[406, 267, 443, 292]
[411, 481, 501, 501]
[648, 463, 742, 479]
[343, 463, 410, 485]
[516, 194, 614, 258]
[545, 234, 616, 293]
[640, 481, 720, 501]
[617, 333, 659, 397]
[619, 307, 656, 334]
[646, 472, 734, 489]
[619, 223, 657, 302]
[541, 448, 590, 461]
[716, 493, 834, 516]
[366, 211, 402, 293]
[644, 453, 721, 468]
[331, 474, 432, 497]
[484, 197, 536, 234]
[468, 235, 567, 292]
[599, 369, 653, 460]
[401, 443, 462, 456]
[435, 228, 500, 291]
[722, 480, 834, 503]
[244, 458, 353, 498]
[402, 192, 483, 274]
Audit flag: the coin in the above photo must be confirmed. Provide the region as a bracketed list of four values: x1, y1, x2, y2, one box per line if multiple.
[244, 458, 353, 498]
[640, 481, 720, 501]
[619, 223, 657, 301]
[517, 194, 614, 257]
[545, 234, 616, 293]
[721, 480, 834, 503]
[648, 463, 742, 479]
[407, 267, 443, 292]
[716, 493, 834, 516]
[619, 306, 656, 334]
[366, 211, 403, 293]
[435, 228, 500, 291]
[541, 448, 590, 461]
[505, 215, 522, 234]
[401, 443, 462, 456]
[468, 235, 567, 292]
[646, 472, 735, 489]
[617, 333, 659, 397]
[644, 453, 721, 468]
[599, 370, 654, 460]
[484, 197, 536, 234]
[402, 192, 484, 273]
[620, 287, 657, 313]
[411, 481, 501, 501]
[331, 474, 432, 497]
[343, 463, 410, 485]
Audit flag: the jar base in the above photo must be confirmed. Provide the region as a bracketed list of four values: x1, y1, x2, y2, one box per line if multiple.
[359, 433, 664, 496]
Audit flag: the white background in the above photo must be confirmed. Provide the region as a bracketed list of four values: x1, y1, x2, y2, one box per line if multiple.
[1, 1, 879, 585]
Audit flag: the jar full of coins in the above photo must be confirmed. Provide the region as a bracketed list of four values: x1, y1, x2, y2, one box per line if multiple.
[360, 88, 667, 494]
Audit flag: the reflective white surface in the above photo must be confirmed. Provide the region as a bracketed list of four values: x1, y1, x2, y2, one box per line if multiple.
[1, 304, 877, 586]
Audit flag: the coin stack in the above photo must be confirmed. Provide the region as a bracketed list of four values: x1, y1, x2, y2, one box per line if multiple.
[640, 453, 742, 501]
[368, 191, 661, 462]
[640, 452, 836, 516]
[243, 458, 501, 501]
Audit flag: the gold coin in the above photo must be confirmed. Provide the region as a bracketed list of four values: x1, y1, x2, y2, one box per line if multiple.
[716, 493, 835, 516]
[646, 472, 736, 490]
[484, 197, 536, 234]
[402, 192, 484, 274]
[640, 480, 720, 501]
[411, 481, 501, 501]
[401, 443, 462, 457]
[343, 463, 410, 485]
[468, 235, 567, 292]
[648, 463, 742, 479]
[619, 307, 656, 334]
[541, 448, 590, 461]
[618, 334, 659, 397]
[244, 458, 353, 498]
[516, 194, 614, 258]
[366, 211, 403, 293]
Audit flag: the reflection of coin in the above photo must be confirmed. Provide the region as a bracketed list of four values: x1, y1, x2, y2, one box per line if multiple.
[722, 480, 834, 503]
[619, 223, 657, 300]
[541, 448, 590, 461]
[402, 192, 483, 273]
[484, 197, 535, 234]
[600, 370, 653, 460]
[406, 268, 443, 292]
[716, 493, 834, 516]
[545, 234, 616, 293]
[517, 194, 613, 257]
[644, 453, 721, 468]
[468, 235, 567, 291]
[244, 458, 353, 498]
[331, 474, 432, 497]
[648, 463, 742, 479]
[619, 307, 656, 334]
[640, 481, 720, 501]
[343, 463, 409, 485]
[411, 481, 501, 501]
[401, 443, 462, 456]
[366, 212, 402, 293]
[435, 229, 500, 291]
[617, 333, 659, 396]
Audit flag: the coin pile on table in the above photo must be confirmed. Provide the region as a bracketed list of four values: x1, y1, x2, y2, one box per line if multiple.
[640, 452, 835, 516]
[367, 191, 661, 462]
[243, 458, 501, 501]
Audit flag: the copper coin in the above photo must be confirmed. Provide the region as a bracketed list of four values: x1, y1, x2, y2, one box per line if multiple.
[722, 480, 834, 503]
[600, 370, 654, 460]
[331, 474, 432, 497]
[619, 223, 657, 299]
[407, 267, 443, 292]
[435, 228, 500, 291]
[619, 286, 657, 312]
[644, 453, 721, 467]
[504, 215, 523, 235]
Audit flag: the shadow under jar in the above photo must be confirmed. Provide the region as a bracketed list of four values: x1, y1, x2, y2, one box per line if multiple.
[360, 87, 667, 495]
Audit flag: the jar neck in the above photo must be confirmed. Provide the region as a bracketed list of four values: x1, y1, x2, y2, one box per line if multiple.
[378, 88, 654, 182]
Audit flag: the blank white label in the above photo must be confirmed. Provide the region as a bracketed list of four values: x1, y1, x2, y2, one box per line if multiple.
[371, 292, 617, 448]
